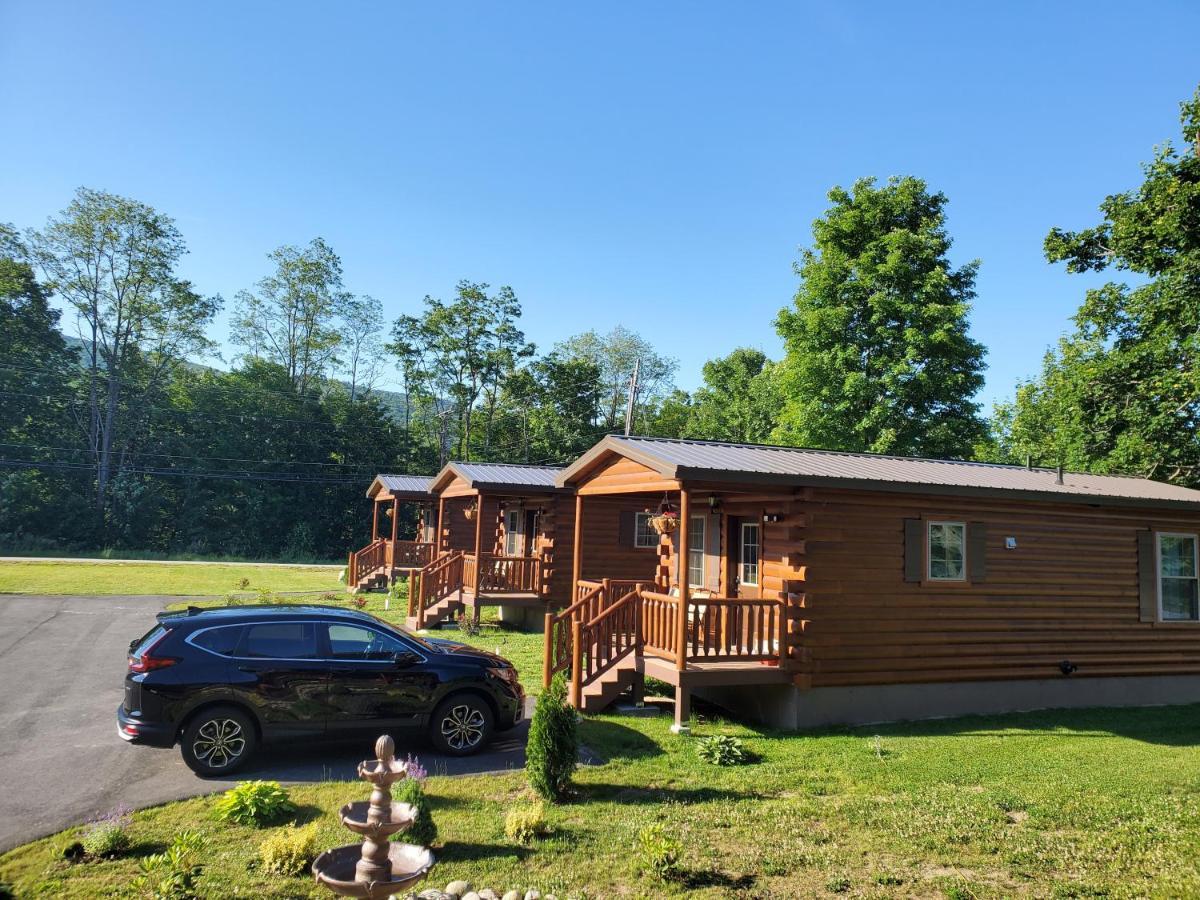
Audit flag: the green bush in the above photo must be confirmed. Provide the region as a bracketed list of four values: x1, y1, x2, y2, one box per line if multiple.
[696, 734, 748, 766]
[394, 778, 437, 846]
[504, 801, 548, 844]
[636, 823, 683, 881]
[81, 821, 130, 858]
[214, 781, 295, 827]
[259, 823, 318, 876]
[526, 672, 578, 801]
[132, 830, 205, 899]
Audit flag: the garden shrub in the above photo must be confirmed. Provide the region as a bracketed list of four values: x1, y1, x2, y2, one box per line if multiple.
[526, 672, 577, 801]
[214, 781, 295, 827]
[81, 804, 133, 858]
[636, 823, 683, 881]
[696, 734, 748, 766]
[504, 801, 548, 844]
[132, 830, 205, 899]
[393, 761, 437, 846]
[259, 823, 319, 876]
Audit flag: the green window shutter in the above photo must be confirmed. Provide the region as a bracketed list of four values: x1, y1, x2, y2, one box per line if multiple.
[903, 518, 923, 582]
[1137, 530, 1157, 623]
[967, 523, 987, 582]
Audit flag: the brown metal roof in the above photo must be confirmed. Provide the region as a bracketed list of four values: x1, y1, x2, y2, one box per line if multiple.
[366, 473, 433, 500]
[556, 436, 1200, 509]
[430, 461, 566, 494]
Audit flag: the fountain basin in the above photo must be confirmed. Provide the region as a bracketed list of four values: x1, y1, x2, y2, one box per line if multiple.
[338, 800, 417, 838]
[312, 843, 435, 898]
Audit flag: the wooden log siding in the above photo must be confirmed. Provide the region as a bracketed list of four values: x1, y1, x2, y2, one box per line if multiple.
[796, 486, 1200, 687]
[576, 495, 662, 584]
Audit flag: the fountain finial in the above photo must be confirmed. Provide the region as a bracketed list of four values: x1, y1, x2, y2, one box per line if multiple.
[374, 734, 395, 764]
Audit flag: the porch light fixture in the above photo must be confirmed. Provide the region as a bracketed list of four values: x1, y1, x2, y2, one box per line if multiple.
[708, 494, 721, 511]
[763, 513, 782, 523]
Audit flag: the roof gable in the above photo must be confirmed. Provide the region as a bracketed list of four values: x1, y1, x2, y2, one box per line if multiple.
[430, 461, 566, 494]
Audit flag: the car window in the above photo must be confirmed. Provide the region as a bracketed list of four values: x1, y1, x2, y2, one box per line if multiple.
[239, 622, 319, 659]
[190, 626, 243, 656]
[326, 624, 411, 661]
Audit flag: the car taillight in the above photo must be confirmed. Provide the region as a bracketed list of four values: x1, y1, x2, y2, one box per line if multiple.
[129, 629, 177, 673]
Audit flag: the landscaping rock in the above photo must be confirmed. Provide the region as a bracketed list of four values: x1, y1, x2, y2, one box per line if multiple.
[477, 892, 499, 900]
[502, 892, 521, 900]
[524, 892, 542, 900]
[462, 894, 481, 900]
[445, 881, 472, 898]
[416, 892, 447, 900]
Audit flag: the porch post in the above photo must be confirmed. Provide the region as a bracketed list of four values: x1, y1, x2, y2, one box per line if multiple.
[572, 493, 583, 597]
[675, 488, 690, 673]
[473, 491, 485, 596]
[436, 496, 446, 554]
[390, 497, 399, 543]
[371, 500, 379, 541]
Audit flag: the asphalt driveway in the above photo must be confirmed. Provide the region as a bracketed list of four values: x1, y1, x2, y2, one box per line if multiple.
[0, 594, 534, 853]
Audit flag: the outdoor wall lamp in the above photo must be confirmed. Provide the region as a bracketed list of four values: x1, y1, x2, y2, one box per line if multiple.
[708, 494, 721, 511]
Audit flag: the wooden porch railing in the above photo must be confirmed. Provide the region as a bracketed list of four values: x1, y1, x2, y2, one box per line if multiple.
[546, 582, 789, 702]
[409, 550, 465, 622]
[476, 554, 542, 594]
[348, 538, 386, 586]
[389, 540, 436, 569]
[461, 553, 478, 594]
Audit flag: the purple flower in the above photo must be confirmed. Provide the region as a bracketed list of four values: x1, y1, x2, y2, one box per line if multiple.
[402, 754, 427, 782]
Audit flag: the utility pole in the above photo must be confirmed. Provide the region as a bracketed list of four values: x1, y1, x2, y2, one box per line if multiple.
[623, 357, 640, 436]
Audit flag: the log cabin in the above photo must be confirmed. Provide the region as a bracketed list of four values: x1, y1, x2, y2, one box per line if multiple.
[347, 474, 437, 590]
[547, 435, 1200, 731]
[405, 462, 587, 631]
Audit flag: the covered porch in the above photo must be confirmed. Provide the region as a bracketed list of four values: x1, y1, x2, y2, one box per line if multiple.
[347, 474, 437, 591]
[407, 463, 570, 630]
[545, 438, 809, 730]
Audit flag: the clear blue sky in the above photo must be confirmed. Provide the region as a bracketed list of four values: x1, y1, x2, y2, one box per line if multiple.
[3, 2, 1198, 409]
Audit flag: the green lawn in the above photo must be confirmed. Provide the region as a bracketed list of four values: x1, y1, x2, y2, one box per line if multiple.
[0, 560, 344, 596]
[5, 704, 1200, 898]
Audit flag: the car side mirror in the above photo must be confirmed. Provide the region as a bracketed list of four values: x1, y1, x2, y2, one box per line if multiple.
[393, 651, 421, 668]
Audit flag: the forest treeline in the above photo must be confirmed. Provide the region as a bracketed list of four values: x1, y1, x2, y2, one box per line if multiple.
[2, 85, 1197, 560]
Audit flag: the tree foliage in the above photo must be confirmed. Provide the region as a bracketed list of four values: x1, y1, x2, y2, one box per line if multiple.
[992, 86, 1200, 484]
[773, 176, 987, 457]
[651, 348, 780, 443]
[525, 672, 578, 801]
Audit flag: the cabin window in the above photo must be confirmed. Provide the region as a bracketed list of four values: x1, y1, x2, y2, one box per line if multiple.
[927, 521, 966, 581]
[687, 515, 706, 587]
[504, 508, 522, 556]
[739, 522, 760, 586]
[634, 512, 657, 548]
[1158, 533, 1199, 621]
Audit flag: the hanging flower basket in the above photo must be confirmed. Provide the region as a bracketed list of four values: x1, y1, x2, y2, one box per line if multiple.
[463, 502, 477, 522]
[649, 511, 678, 534]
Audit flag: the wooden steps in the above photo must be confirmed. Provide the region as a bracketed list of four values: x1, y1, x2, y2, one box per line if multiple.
[579, 663, 637, 714]
[407, 589, 465, 631]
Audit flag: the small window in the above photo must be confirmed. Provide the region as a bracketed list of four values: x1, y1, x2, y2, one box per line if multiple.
[191, 626, 242, 656]
[1158, 533, 1199, 621]
[326, 624, 411, 660]
[239, 622, 319, 659]
[740, 522, 759, 586]
[687, 515, 706, 587]
[927, 521, 966, 581]
[634, 512, 657, 548]
[504, 508, 522, 556]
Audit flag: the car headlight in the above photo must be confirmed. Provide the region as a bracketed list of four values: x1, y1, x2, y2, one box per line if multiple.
[487, 665, 518, 684]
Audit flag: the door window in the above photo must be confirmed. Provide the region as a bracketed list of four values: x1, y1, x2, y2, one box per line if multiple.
[326, 624, 412, 660]
[504, 508, 522, 556]
[687, 515, 706, 587]
[239, 622, 319, 659]
[740, 522, 760, 586]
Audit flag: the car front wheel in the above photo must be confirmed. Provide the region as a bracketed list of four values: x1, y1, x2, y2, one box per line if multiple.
[429, 694, 494, 756]
[180, 705, 257, 776]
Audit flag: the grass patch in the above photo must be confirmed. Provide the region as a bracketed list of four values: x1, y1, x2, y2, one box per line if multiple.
[0, 560, 343, 596]
[5, 704, 1200, 897]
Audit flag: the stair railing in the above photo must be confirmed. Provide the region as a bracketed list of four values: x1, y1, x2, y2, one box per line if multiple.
[348, 538, 387, 587]
[408, 550, 465, 627]
[544, 581, 605, 689]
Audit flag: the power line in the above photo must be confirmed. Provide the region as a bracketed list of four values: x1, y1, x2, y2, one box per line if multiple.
[0, 458, 365, 485]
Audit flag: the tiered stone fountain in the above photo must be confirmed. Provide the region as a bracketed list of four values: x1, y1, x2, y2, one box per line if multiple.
[312, 735, 435, 898]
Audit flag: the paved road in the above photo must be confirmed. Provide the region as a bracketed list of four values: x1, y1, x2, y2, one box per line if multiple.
[0, 595, 534, 853]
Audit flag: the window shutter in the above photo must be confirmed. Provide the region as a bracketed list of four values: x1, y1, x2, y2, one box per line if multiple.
[618, 510, 634, 546]
[967, 523, 987, 582]
[706, 512, 721, 592]
[1137, 530, 1157, 623]
[903, 518, 923, 582]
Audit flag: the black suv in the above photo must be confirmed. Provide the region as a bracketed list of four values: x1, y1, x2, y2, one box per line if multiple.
[117, 605, 524, 775]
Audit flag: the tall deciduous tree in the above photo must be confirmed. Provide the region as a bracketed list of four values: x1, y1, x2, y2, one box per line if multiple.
[554, 326, 677, 434]
[232, 237, 346, 395]
[29, 189, 220, 511]
[774, 177, 987, 457]
[992, 87, 1200, 484]
[339, 293, 385, 401]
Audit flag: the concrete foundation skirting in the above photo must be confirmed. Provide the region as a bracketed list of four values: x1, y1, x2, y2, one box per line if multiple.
[496, 605, 548, 632]
[695, 674, 1200, 730]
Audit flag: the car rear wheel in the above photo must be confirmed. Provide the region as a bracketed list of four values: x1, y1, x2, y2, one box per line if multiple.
[180, 706, 257, 776]
[429, 694, 493, 756]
